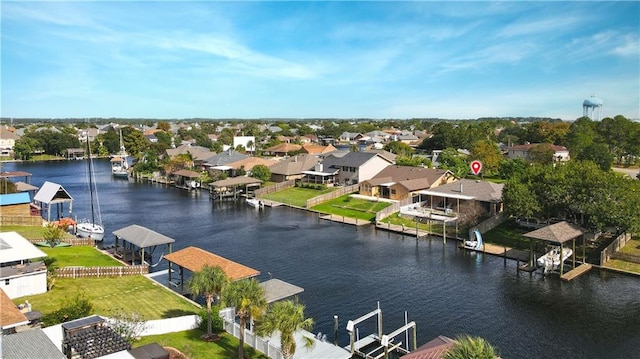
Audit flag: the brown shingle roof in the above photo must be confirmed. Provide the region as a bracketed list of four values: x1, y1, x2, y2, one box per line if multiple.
[164, 246, 259, 280]
[0, 288, 28, 330]
[226, 157, 278, 171]
[523, 221, 585, 244]
[269, 154, 320, 175]
[365, 166, 451, 191]
[265, 143, 302, 153]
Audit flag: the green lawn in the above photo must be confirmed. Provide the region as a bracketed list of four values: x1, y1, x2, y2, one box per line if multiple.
[0, 225, 75, 240]
[482, 220, 533, 250]
[619, 238, 640, 256]
[135, 329, 268, 359]
[380, 212, 457, 236]
[40, 246, 124, 267]
[259, 187, 335, 207]
[312, 195, 392, 222]
[604, 259, 640, 273]
[14, 276, 199, 320]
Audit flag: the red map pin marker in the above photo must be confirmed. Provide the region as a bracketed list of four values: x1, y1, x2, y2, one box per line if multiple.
[470, 160, 482, 175]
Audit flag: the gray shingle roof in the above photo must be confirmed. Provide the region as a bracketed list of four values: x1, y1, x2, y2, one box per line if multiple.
[2, 329, 67, 359]
[424, 179, 504, 202]
[112, 225, 175, 248]
[322, 151, 384, 169]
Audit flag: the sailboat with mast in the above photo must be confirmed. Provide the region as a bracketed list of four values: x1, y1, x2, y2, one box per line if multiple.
[111, 128, 129, 178]
[76, 132, 105, 241]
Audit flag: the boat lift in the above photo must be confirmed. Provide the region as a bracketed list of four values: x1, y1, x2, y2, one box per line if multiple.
[346, 304, 417, 359]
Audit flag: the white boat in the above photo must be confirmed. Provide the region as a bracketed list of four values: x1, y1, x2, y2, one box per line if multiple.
[537, 246, 572, 273]
[111, 129, 129, 178]
[76, 133, 105, 241]
[246, 198, 264, 209]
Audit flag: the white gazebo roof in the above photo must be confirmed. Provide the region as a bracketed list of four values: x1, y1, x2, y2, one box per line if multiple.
[0, 232, 47, 264]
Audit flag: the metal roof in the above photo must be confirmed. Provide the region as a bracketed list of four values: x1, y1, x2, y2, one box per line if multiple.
[33, 181, 74, 204]
[0, 231, 47, 264]
[259, 278, 304, 303]
[113, 225, 176, 248]
[0, 192, 31, 205]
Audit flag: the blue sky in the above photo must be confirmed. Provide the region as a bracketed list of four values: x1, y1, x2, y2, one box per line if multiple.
[2, 1, 639, 120]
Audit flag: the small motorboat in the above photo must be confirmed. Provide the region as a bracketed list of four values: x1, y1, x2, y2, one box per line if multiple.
[245, 198, 264, 209]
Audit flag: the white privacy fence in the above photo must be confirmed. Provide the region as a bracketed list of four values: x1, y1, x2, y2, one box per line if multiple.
[141, 315, 200, 336]
[221, 310, 285, 359]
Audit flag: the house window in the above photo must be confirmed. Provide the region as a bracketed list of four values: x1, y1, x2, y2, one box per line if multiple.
[4, 279, 9, 285]
[391, 189, 396, 195]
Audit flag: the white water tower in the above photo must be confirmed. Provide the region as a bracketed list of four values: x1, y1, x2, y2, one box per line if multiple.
[583, 96, 603, 120]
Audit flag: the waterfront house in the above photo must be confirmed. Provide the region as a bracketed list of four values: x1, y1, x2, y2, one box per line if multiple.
[269, 153, 320, 182]
[320, 151, 394, 185]
[0, 232, 48, 299]
[1, 287, 29, 334]
[360, 166, 456, 201]
[165, 144, 213, 166]
[202, 149, 249, 174]
[415, 179, 504, 225]
[0, 129, 20, 157]
[507, 143, 570, 162]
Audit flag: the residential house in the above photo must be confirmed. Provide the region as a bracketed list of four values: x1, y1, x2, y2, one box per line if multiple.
[165, 144, 214, 169]
[360, 166, 456, 201]
[301, 143, 337, 156]
[321, 151, 394, 185]
[415, 179, 504, 225]
[0, 129, 20, 157]
[202, 149, 249, 174]
[78, 127, 100, 143]
[226, 157, 278, 176]
[338, 131, 363, 143]
[0, 288, 30, 334]
[507, 143, 570, 162]
[301, 162, 340, 185]
[269, 154, 320, 182]
[233, 136, 256, 153]
[263, 143, 302, 157]
[0, 231, 48, 299]
[300, 134, 318, 144]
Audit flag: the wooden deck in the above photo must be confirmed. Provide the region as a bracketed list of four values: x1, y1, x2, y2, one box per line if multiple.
[561, 263, 593, 281]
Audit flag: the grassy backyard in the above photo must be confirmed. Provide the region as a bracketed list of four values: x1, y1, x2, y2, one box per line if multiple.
[40, 245, 123, 267]
[14, 276, 199, 320]
[259, 186, 335, 207]
[0, 224, 75, 240]
[311, 194, 392, 222]
[379, 212, 460, 236]
[135, 329, 268, 359]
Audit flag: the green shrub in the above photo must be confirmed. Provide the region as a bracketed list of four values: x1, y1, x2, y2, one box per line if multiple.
[198, 307, 224, 333]
[42, 292, 93, 327]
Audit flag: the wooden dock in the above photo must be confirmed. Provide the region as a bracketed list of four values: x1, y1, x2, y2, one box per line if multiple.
[561, 263, 592, 281]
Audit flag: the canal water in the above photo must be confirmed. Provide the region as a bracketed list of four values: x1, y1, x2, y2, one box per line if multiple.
[3, 160, 640, 358]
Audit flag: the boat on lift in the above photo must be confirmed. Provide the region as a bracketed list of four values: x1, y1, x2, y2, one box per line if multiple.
[537, 246, 572, 273]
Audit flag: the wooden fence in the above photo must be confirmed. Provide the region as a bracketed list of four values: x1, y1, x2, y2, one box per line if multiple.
[375, 197, 413, 222]
[305, 184, 360, 208]
[254, 180, 296, 197]
[601, 232, 632, 265]
[55, 265, 148, 278]
[0, 215, 43, 226]
[28, 237, 96, 246]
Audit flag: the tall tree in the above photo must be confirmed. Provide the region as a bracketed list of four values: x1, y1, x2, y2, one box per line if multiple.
[188, 265, 229, 339]
[224, 279, 267, 359]
[470, 140, 502, 175]
[383, 141, 414, 157]
[256, 300, 314, 359]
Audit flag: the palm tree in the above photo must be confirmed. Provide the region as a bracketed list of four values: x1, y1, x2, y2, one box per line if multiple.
[224, 278, 267, 359]
[256, 300, 314, 359]
[187, 265, 229, 339]
[443, 335, 498, 359]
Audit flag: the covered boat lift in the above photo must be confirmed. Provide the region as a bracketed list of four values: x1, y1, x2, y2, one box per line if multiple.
[112, 225, 175, 268]
[164, 246, 259, 294]
[523, 221, 587, 277]
[209, 177, 262, 200]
